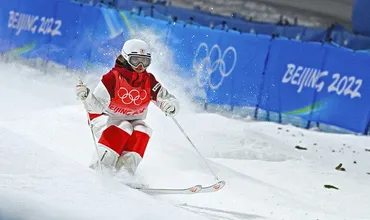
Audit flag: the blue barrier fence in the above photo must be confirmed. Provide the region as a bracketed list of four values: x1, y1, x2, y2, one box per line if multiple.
[352, 0, 370, 37]
[75, 0, 370, 51]
[103, 0, 370, 51]
[77, 0, 370, 51]
[1, 0, 370, 134]
[111, 0, 331, 42]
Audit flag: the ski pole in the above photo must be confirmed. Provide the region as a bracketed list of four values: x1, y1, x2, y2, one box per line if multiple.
[171, 117, 220, 181]
[86, 113, 103, 175]
[77, 77, 103, 175]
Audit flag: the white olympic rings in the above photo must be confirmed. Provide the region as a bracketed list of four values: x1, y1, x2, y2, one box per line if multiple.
[193, 43, 237, 89]
[118, 87, 147, 105]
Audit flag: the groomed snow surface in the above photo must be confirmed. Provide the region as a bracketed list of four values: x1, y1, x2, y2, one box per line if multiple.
[0, 60, 369, 220]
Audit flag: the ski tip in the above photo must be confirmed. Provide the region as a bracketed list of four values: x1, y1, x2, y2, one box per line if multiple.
[213, 180, 226, 191]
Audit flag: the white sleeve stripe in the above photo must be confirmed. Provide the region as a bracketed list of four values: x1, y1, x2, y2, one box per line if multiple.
[93, 81, 111, 108]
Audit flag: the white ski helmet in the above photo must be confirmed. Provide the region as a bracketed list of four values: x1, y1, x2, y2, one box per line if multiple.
[121, 39, 151, 68]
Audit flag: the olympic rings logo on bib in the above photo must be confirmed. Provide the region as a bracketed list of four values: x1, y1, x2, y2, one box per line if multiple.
[118, 87, 147, 106]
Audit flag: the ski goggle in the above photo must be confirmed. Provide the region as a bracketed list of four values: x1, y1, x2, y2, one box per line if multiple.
[128, 55, 151, 68]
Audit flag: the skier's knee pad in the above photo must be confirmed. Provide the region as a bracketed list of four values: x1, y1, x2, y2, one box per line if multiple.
[116, 120, 134, 135]
[131, 120, 152, 136]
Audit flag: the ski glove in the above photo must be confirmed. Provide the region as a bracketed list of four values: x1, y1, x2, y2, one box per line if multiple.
[160, 98, 179, 117]
[76, 82, 90, 101]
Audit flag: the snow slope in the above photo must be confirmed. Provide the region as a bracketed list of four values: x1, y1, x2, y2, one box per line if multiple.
[0, 60, 369, 220]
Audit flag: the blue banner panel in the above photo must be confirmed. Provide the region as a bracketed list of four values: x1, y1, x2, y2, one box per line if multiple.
[166, 23, 271, 106]
[201, 30, 237, 105]
[166, 24, 221, 79]
[0, 0, 21, 53]
[65, 4, 103, 69]
[68, 4, 128, 70]
[0, 0, 70, 53]
[7, 0, 60, 59]
[203, 33, 271, 106]
[88, 6, 124, 66]
[33, 1, 83, 66]
[260, 38, 326, 120]
[229, 34, 271, 107]
[76, 8, 170, 69]
[166, 24, 222, 101]
[311, 45, 370, 133]
[0, 0, 59, 57]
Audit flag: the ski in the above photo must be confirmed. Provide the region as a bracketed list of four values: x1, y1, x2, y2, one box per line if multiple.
[137, 184, 202, 195]
[200, 180, 226, 193]
[130, 181, 226, 195]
